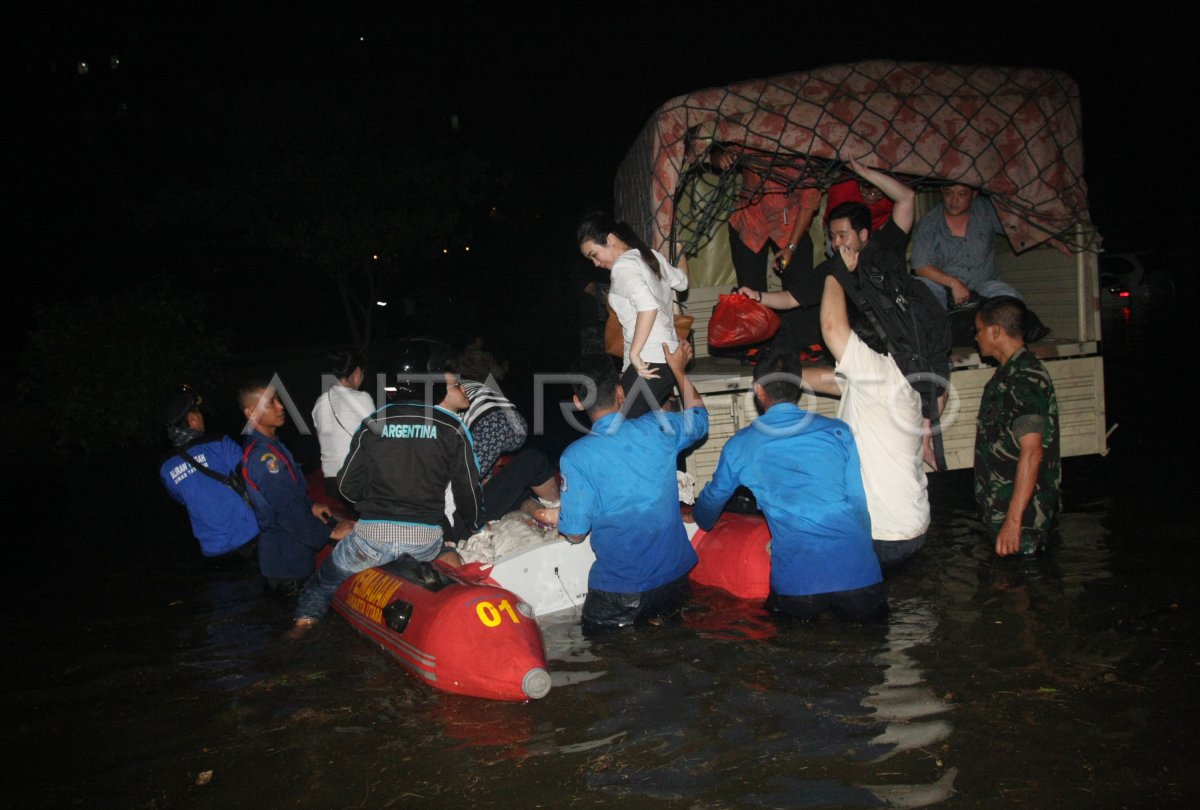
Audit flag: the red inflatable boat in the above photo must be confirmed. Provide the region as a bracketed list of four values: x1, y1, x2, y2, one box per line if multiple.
[326, 551, 551, 701]
[308, 475, 551, 702]
[689, 512, 772, 600]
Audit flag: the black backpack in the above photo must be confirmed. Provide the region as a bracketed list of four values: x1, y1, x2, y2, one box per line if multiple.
[826, 239, 952, 464]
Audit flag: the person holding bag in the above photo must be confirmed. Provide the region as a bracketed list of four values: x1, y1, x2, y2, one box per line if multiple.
[578, 211, 689, 419]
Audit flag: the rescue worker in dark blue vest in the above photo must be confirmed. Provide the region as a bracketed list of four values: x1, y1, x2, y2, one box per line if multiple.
[239, 379, 354, 599]
[159, 384, 259, 560]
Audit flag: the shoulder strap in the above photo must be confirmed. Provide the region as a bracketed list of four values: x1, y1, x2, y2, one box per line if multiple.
[175, 446, 246, 496]
[327, 388, 355, 437]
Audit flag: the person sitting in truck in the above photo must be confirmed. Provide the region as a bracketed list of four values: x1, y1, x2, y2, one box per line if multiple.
[821, 176, 895, 253]
[911, 184, 1051, 342]
[911, 185, 1020, 305]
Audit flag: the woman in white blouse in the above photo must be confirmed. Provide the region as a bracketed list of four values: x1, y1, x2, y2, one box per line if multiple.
[311, 350, 375, 496]
[578, 211, 688, 419]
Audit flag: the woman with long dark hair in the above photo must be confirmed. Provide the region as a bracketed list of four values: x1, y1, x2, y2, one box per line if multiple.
[311, 349, 375, 496]
[577, 211, 688, 418]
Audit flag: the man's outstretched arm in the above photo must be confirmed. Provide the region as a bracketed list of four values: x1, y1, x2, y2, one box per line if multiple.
[848, 157, 915, 233]
[819, 274, 852, 363]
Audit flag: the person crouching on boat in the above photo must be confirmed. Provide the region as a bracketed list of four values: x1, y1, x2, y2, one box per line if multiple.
[240, 381, 356, 600]
[692, 349, 886, 622]
[557, 342, 708, 634]
[291, 365, 483, 633]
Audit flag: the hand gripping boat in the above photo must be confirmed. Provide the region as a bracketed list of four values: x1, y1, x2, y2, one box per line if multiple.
[320, 547, 552, 701]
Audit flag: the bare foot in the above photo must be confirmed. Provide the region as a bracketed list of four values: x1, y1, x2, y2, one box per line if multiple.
[533, 506, 559, 526]
[286, 617, 317, 640]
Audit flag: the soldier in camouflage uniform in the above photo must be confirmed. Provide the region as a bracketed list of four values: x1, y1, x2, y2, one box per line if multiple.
[973, 297, 1061, 556]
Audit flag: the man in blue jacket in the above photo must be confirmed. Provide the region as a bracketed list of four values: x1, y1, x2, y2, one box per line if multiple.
[159, 385, 258, 559]
[558, 342, 708, 634]
[240, 380, 354, 598]
[693, 349, 885, 621]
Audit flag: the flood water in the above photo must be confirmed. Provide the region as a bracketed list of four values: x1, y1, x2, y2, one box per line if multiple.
[5, 302, 1196, 808]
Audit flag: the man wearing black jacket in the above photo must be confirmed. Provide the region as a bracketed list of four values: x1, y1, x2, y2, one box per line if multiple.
[292, 370, 483, 630]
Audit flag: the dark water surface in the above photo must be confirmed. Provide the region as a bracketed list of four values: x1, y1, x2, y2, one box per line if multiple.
[5, 304, 1197, 808]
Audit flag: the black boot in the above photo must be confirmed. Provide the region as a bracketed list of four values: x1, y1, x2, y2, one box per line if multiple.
[1024, 308, 1051, 342]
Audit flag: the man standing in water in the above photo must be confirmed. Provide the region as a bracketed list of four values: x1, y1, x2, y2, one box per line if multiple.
[802, 160, 931, 570]
[240, 381, 354, 598]
[974, 296, 1061, 556]
[558, 342, 708, 634]
[160, 384, 259, 560]
[693, 349, 885, 621]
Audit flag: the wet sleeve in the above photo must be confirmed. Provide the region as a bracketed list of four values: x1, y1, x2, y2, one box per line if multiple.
[556, 451, 595, 537]
[693, 439, 740, 531]
[670, 408, 709, 453]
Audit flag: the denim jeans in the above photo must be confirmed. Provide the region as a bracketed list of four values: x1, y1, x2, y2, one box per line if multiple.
[916, 275, 1024, 307]
[293, 528, 441, 621]
[581, 574, 691, 636]
[766, 582, 889, 622]
[873, 533, 927, 571]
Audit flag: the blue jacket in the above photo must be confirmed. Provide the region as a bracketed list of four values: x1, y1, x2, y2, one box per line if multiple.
[694, 403, 881, 597]
[161, 435, 259, 557]
[559, 407, 708, 593]
[241, 431, 330, 579]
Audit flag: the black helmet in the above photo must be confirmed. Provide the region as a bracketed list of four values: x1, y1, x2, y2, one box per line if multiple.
[162, 383, 203, 428]
[385, 338, 455, 400]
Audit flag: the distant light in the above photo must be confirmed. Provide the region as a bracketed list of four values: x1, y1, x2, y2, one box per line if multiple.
[464, 246, 471, 252]
[109, 55, 120, 69]
[372, 254, 379, 260]
[442, 248, 448, 254]
[376, 300, 388, 307]
[77, 61, 89, 75]
[359, 36, 365, 42]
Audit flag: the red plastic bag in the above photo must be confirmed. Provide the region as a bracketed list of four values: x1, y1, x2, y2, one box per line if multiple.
[707, 294, 781, 348]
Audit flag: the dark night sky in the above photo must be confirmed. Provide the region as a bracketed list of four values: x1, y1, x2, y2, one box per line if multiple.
[6, 1, 1194, 351]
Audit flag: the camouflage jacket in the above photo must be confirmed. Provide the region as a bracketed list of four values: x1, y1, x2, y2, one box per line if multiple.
[974, 347, 1061, 538]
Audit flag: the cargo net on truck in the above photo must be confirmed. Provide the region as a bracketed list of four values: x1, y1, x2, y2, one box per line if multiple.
[613, 60, 1098, 259]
